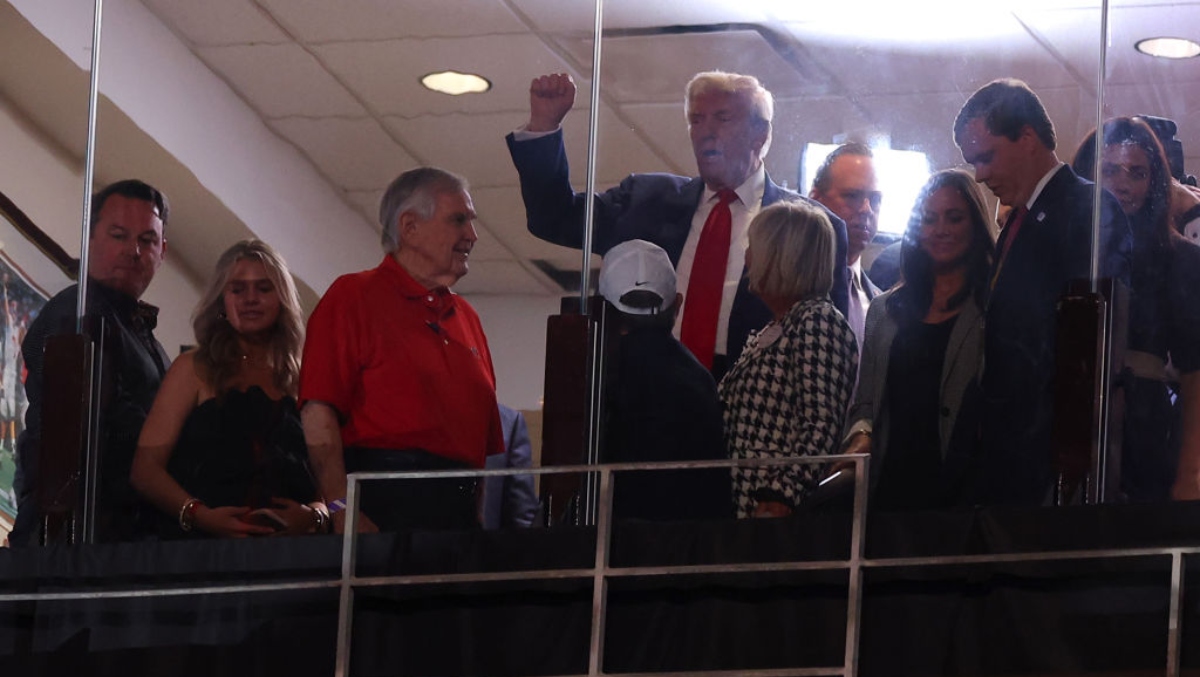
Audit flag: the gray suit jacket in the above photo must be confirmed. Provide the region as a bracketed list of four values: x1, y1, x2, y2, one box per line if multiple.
[844, 289, 984, 496]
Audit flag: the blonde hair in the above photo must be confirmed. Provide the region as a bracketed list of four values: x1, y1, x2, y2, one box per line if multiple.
[192, 240, 304, 396]
[747, 201, 835, 303]
[685, 71, 774, 158]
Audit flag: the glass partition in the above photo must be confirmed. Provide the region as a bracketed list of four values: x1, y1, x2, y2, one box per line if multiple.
[29, 0, 1171, 535]
[1101, 0, 1200, 505]
[589, 0, 1113, 516]
[9, 0, 1200, 674]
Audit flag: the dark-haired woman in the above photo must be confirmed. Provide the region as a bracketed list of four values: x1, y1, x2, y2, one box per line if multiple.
[131, 240, 324, 537]
[842, 169, 995, 510]
[1072, 117, 1200, 501]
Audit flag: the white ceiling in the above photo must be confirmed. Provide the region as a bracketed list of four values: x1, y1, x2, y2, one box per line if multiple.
[11, 0, 1200, 297]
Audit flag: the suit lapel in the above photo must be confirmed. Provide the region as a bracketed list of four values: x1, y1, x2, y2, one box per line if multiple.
[659, 178, 707, 263]
[942, 299, 981, 393]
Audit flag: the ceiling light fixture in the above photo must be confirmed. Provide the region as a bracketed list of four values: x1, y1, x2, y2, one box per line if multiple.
[421, 70, 491, 95]
[1135, 37, 1200, 59]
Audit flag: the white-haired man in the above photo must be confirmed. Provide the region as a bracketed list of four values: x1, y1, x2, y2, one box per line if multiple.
[507, 72, 849, 380]
[299, 167, 502, 533]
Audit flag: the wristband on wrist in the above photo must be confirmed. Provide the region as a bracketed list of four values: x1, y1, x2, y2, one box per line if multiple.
[178, 498, 203, 532]
[328, 498, 347, 515]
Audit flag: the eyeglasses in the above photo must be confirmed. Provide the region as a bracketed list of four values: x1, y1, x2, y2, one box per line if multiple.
[1100, 163, 1150, 182]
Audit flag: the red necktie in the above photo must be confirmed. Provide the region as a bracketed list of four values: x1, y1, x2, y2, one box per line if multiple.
[681, 188, 738, 368]
[991, 205, 1028, 289]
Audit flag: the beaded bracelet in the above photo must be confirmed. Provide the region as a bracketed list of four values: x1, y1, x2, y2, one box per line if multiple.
[178, 498, 203, 532]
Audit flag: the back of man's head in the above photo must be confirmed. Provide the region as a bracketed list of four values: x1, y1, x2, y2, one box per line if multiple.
[953, 78, 1056, 150]
[89, 179, 170, 236]
[599, 239, 678, 330]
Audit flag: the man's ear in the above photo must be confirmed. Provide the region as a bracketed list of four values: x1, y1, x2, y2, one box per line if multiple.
[398, 210, 419, 236]
[1017, 124, 1041, 152]
[161, 239, 168, 260]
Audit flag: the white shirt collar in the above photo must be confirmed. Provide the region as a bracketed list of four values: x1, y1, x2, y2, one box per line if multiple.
[702, 163, 766, 207]
[1025, 162, 1065, 210]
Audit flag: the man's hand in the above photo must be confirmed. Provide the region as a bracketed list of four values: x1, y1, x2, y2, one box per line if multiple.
[528, 73, 576, 133]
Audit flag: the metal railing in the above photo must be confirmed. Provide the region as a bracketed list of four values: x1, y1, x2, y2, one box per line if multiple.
[336, 453, 871, 677]
[0, 452, 1192, 677]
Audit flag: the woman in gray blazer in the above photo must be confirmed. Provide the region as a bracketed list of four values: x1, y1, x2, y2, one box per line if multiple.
[842, 170, 995, 510]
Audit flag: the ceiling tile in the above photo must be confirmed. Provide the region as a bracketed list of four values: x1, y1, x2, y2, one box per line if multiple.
[382, 111, 531, 189]
[558, 29, 835, 103]
[509, 0, 770, 33]
[565, 104, 685, 184]
[1095, 5, 1200, 86]
[466, 220, 514, 262]
[343, 188, 385, 229]
[468, 185, 583, 262]
[314, 35, 574, 116]
[798, 37, 1080, 99]
[140, 0, 290, 46]
[196, 43, 366, 117]
[270, 117, 419, 190]
[259, 0, 527, 41]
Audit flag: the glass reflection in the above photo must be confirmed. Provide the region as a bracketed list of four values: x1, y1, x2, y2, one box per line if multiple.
[584, 0, 1127, 515]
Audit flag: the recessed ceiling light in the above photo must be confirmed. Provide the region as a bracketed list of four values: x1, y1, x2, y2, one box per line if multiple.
[1136, 37, 1200, 59]
[420, 71, 491, 95]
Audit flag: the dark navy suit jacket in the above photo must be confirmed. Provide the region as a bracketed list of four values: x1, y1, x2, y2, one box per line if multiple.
[977, 164, 1132, 505]
[506, 130, 850, 372]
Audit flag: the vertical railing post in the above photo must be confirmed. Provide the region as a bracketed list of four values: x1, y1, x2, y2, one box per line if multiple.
[588, 467, 614, 675]
[334, 477, 361, 677]
[844, 454, 870, 677]
[1167, 550, 1184, 677]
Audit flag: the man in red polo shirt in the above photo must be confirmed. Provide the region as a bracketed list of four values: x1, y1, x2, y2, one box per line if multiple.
[299, 167, 503, 533]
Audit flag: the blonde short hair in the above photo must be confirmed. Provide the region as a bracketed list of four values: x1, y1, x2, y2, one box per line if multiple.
[747, 201, 835, 303]
[685, 71, 774, 158]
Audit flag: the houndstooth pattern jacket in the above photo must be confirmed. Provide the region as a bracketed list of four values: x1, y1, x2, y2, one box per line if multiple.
[719, 297, 858, 518]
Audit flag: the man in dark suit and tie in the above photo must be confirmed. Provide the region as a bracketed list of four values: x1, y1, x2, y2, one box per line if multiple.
[506, 72, 849, 379]
[809, 142, 883, 350]
[954, 78, 1131, 505]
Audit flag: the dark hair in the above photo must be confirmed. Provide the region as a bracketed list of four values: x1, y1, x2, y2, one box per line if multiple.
[953, 78, 1056, 151]
[1071, 116, 1172, 252]
[888, 169, 996, 324]
[1139, 115, 1188, 183]
[810, 142, 873, 195]
[89, 179, 170, 236]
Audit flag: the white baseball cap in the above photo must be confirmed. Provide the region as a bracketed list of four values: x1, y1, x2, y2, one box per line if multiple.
[598, 239, 677, 315]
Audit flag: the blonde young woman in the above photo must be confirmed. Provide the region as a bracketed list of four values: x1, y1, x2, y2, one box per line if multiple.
[131, 240, 324, 538]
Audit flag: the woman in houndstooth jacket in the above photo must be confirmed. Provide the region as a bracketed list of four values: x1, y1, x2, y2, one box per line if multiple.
[719, 201, 858, 518]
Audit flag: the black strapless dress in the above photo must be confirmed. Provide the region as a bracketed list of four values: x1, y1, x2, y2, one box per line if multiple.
[157, 386, 315, 538]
